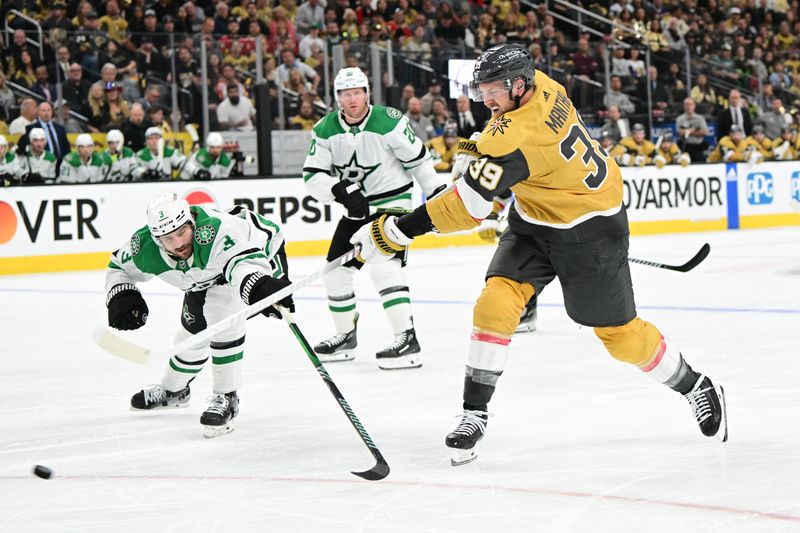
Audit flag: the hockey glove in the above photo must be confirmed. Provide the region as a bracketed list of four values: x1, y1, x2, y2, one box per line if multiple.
[25, 173, 44, 184]
[195, 169, 211, 180]
[107, 284, 149, 330]
[240, 272, 295, 319]
[331, 180, 370, 218]
[143, 169, 162, 181]
[350, 214, 412, 263]
[0, 173, 14, 187]
[477, 212, 501, 243]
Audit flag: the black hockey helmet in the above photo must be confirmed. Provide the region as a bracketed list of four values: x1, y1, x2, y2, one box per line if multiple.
[469, 44, 535, 108]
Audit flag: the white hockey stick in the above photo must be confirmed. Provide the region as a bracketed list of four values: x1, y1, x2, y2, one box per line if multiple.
[92, 249, 359, 365]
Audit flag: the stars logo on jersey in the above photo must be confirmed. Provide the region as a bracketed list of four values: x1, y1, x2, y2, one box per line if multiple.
[332, 151, 380, 185]
[386, 107, 402, 119]
[194, 224, 216, 245]
[130, 234, 141, 256]
[489, 116, 511, 136]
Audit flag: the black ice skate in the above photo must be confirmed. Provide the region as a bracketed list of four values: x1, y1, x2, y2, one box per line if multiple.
[201, 391, 239, 438]
[515, 301, 538, 334]
[130, 384, 191, 411]
[376, 328, 422, 370]
[314, 313, 358, 363]
[445, 410, 490, 466]
[684, 375, 728, 442]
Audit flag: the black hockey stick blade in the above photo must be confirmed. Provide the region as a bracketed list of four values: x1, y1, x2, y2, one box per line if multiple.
[352, 453, 391, 481]
[628, 243, 710, 272]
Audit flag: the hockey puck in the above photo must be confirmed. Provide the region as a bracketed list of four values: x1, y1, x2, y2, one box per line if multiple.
[33, 465, 52, 479]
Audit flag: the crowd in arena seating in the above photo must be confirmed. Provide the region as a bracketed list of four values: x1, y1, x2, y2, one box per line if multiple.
[1, 0, 800, 184]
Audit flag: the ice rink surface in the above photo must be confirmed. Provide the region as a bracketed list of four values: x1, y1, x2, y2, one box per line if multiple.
[1, 227, 799, 532]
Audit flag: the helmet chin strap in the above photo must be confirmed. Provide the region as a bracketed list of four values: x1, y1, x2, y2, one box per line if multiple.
[509, 79, 532, 111]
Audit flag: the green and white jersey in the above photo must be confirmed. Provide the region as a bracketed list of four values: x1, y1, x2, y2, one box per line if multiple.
[104, 146, 139, 182]
[21, 148, 57, 182]
[303, 105, 441, 209]
[57, 151, 112, 183]
[181, 148, 234, 180]
[132, 145, 187, 180]
[106, 205, 286, 295]
[0, 151, 25, 180]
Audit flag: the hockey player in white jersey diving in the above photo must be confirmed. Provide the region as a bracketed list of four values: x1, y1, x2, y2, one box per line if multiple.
[303, 67, 444, 370]
[105, 193, 294, 437]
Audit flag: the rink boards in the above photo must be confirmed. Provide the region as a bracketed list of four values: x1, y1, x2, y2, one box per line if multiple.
[1, 161, 798, 275]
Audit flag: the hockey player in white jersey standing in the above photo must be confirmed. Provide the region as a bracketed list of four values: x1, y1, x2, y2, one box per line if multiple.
[105, 193, 294, 437]
[303, 67, 443, 370]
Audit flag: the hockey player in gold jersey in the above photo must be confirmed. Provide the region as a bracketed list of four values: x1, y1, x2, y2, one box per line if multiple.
[652, 131, 691, 168]
[770, 125, 797, 161]
[351, 44, 728, 466]
[426, 121, 462, 173]
[742, 125, 772, 164]
[610, 123, 656, 166]
[707, 124, 749, 162]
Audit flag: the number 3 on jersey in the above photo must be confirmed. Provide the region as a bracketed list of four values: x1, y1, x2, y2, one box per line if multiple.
[559, 124, 609, 190]
[469, 157, 504, 191]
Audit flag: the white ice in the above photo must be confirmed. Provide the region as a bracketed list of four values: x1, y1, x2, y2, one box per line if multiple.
[1, 227, 799, 532]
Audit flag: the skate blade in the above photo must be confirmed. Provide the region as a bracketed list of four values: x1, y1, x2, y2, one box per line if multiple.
[450, 446, 478, 467]
[378, 355, 422, 370]
[130, 401, 190, 412]
[203, 421, 235, 439]
[317, 350, 355, 363]
[716, 386, 728, 443]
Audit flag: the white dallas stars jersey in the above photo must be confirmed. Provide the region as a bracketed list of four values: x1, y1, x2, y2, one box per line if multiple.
[132, 146, 187, 180]
[303, 105, 441, 209]
[106, 205, 285, 294]
[58, 151, 112, 183]
[21, 148, 57, 182]
[104, 146, 139, 181]
[181, 148, 234, 180]
[0, 152, 24, 180]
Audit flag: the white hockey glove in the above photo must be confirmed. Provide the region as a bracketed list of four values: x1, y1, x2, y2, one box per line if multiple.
[451, 132, 481, 182]
[634, 154, 647, 167]
[619, 153, 632, 166]
[477, 212, 501, 243]
[653, 154, 666, 169]
[722, 149, 735, 162]
[677, 152, 691, 167]
[748, 149, 764, 165]
[350, 215, 413, 263]
[773, 141, 790, 161]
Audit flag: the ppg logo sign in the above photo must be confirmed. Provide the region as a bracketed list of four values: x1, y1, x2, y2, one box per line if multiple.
[746, 172, 773, 205]
[792, 171, 800, 202]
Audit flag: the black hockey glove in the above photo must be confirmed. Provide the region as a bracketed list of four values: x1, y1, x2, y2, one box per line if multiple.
[0, 173, 14, 187]
[25, 173, 44, 184]
[195, 169, 211, 180]
[107, 284, 149, 330]
[240, 272, 295, 319]
[331, 180, 370, 218]
[142, 169, 161, 181]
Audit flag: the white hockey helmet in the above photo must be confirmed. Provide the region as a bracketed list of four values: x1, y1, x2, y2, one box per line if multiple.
[0, 135, 8, 146]
[106, 129, 124, 145]
[146, 193, 192, 237]
[145, 126, 163, 138]
[76, 134, 94, 147]
[334, 67, 370, 109]
[206, 132, 224, 147]
[29, 128, 47, 141]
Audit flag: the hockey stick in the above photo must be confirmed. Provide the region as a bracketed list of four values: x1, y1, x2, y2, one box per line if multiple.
[92, 248, 359, 365]
[278, 306, 390, 481]
[628, 243, 710, 272]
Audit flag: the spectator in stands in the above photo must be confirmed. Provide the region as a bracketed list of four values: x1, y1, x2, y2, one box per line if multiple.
[755, 82, 776, 115]
[288, 99, 319, 130]
[641, 65, 672, 111]
[12, 50, 37, 89]
[56, 101, 86, 134]
[645, 18, 669, 53]
[454, 94, 479, 138]
[601, 105, 630, 143]
[676, 97, 710, 162]
[86, 82, 109, 132]
[99, 63, 117, 87]
[215, 63, 247, 100]
[747, 47, 768, 84]
[717, 88, 752, 139]
[756, 99, 793, 140]
[401, 24, 432, 66]
[628, 48, 646, 80]
[31, 66, 57, 103]
[9, 98, 38, 135]
[43, 2, 75, 34]
[175, 47, 198, 89]
[49, 46, 72, 86]
[136, 36, 169, 83]
[296, 0, 325, 37]
[405, 96, 434, 143]
[399, 84, 415, 112]
[61, 63, 91, 116]
[217, 82, 256, 132]
[138, 86, 162, 113]
[299, 24, 325, 60]
[689, 72, 716, 112]
[434, 12, 465, 50]
[604, 76, 635, 115]
[98, 0, 130, 46]
[610, 47, 630, 79]
[420, 78, 446, 116]
[769, 62, 792, 92]
[0, 71, 16, 116]
[104, 81, 130, 130]
[664, 17, 687, 54]
[430, 99, 450, 137]
[277, 49, 320, 93]
[120, 103, 152, 152]
[75, 10, 108, 75]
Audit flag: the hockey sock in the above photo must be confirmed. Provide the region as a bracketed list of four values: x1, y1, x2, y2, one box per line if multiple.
[463, 366, 503, 410]
[325, 266, 358, 334]
[369, 260, 413, 334]
[639, 335, 699, 394]
[210, 336, 245, 394]
[162, 327, 209, 392]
